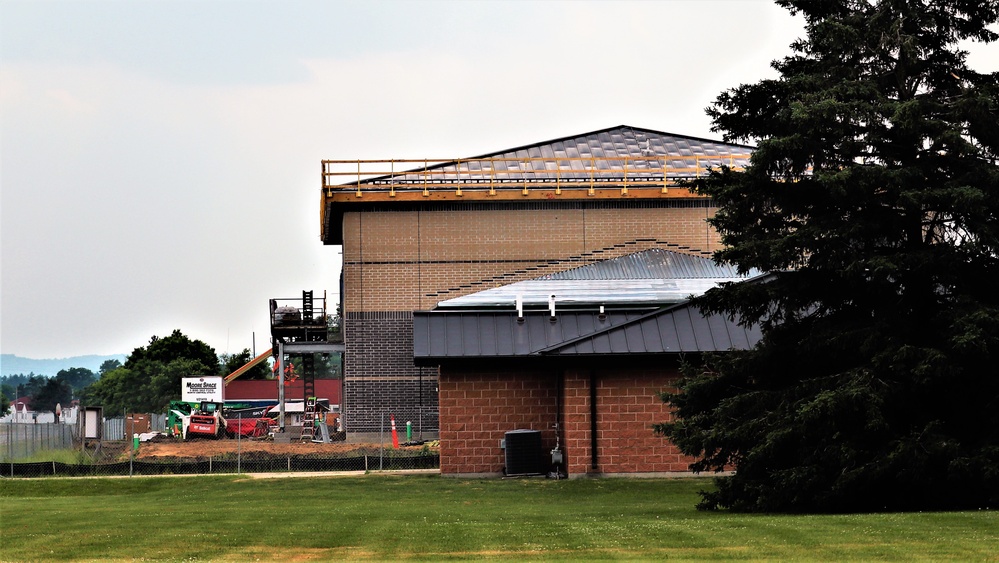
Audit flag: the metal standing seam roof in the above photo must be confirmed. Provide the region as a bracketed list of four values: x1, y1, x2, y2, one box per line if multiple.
[436, 249, 762, 309]
[540, 304, 762, 356]
[413, 302, 761, 362]
[321, 125, 756, 244]
[541, 248, 751, 280]
[352, 125, 753, 186]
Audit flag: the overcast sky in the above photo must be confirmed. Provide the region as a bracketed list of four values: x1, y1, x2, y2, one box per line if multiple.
[2, 1, 996, 360]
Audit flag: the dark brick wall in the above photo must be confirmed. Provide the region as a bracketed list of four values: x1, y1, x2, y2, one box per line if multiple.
[343, 311, 439, 433]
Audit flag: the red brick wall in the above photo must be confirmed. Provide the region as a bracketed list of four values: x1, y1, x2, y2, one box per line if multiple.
[438, 369, 559, 475]
[439, 364, 698, 476]
[583, 368, 694, 474]
[562, 370, 594, 476]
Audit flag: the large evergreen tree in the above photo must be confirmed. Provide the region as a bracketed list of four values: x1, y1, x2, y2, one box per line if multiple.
[659, 0, 999, 512]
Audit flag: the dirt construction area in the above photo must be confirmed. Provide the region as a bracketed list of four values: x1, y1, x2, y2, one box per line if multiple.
[135, 437, 437, 460]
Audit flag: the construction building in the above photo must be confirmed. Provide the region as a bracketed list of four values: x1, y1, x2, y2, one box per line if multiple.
[320, 125, 752, 438]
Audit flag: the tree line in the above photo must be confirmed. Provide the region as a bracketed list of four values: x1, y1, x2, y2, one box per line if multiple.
[1, 330, 271, 418]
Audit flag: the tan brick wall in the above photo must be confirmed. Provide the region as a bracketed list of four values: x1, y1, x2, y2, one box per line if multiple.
[342, 201, 720, 313]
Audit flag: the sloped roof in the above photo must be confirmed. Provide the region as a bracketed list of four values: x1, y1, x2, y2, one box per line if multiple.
[413, 310, 647, 361]
[362, 125, 753, 186]
[541, 303, 761, 356]
[413, 301, 761, 364]
[542, 248, 747, 280]
[436, 249, 761, 308]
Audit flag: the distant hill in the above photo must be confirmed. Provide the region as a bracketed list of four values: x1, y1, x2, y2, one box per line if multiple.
[1, 354, 128, 377]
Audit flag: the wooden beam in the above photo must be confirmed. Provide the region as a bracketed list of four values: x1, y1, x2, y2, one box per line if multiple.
[224, 348, 274, 385]
[323, 186, 703, 204]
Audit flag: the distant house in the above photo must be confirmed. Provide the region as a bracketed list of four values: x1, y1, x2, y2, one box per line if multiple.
[414, 249, 763, 477]
[3, 398, 34, 423]
[2, 398, 78, 424]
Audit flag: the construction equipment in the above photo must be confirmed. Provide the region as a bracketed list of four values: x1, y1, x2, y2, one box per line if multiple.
[187, 401, 226, 438]
[223, 404, 276, 438]
[167, 401, 197, 438]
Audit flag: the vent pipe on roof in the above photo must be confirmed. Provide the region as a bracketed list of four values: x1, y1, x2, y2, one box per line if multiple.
[516, 295, 524, 323]
[549, 294, 556, 322]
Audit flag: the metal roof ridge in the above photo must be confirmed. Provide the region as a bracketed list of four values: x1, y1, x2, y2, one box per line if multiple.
[462, 125, 756, 161]
[532, 271, 772, 355]
[539, 247, 722, 281]
[346, 125, 757, 184]
[532, 300, 696, 356]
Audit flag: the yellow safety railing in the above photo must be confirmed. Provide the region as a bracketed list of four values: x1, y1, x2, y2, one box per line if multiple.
[321, 155, 750, 198]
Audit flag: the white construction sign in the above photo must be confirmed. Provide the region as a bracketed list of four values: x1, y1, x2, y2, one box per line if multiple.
[182, 376, 224, 403]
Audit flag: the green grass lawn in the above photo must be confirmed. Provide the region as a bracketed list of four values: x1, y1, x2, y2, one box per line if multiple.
[1, 474, 997, 561]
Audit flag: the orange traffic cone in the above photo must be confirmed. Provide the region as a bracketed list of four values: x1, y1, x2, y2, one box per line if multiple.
[390, 415, 400, 449]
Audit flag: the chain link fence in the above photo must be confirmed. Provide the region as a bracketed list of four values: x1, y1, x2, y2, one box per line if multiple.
[2, 422, 75, 459]
[2, 409, 438, 478]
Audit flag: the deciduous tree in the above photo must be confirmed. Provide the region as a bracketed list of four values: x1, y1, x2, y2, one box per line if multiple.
[125, 329, 218, 374]
[98, 359, 121, 376]
[55, 367, 97, 396]
[82, 331, 218, 413]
